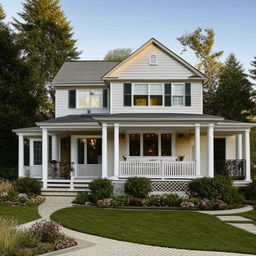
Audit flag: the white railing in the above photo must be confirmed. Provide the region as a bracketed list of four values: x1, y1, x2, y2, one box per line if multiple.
[119, 161, 196, 179]
[24, 165, 42, 178]
[74, 164, 102, 179]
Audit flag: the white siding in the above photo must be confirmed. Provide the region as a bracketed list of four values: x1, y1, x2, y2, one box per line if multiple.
[109, 44, 195, 80]
[111, 81, 202, 114]
[226, 135, 236, 159]
[55, 88, 109, 118]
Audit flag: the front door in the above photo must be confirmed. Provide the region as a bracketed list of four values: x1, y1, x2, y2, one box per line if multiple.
[214, 138, 226, 175]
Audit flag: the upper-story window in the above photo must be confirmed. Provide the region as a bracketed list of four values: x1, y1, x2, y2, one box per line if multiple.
[149, 55, 157, 65]
[69, 89, 107, 109]
[123, 83, 191, 107]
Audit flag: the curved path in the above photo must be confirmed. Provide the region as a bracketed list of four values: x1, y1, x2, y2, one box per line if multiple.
[30, 196, 255, 256]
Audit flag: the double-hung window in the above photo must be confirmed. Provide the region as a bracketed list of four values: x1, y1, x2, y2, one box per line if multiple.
[150, 84, 162, 106]
[172, 83, 185, 106]
[133, 84, 148, 106]
[76, 89, 103, 108]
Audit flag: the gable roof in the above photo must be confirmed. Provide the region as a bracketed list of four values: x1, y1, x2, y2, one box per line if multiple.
[52, 61, 120, 85]
[102, 38, 207, 80]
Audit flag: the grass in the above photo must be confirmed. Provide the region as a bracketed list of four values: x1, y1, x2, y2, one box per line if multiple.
[51, 207, 256, 254]
[0, 205, 40, 224]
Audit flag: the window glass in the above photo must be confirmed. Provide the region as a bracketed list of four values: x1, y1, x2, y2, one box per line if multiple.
[149, 55, 157, 65]
[150, 84, 162, 106]
[173, 84, 185, 106]
[77, 90, 103, 108]
[134, 84, 148, 106]
[134, 84, 148, 95]
[143, 133, 158, 156]
[77, 139, 85, 164]
[90, 90, 102, 108]
[87, 138, 102, 164]
[34, 141, 42, 165]
[161, 134, 172, 156]
[78, 90, 90, 108]
[129, 134, 140, 156]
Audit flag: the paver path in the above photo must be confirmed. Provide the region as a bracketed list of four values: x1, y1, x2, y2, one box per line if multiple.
[217, 216, 253, 222]
[33, 196, 256, 256]
[228, 223, 256, 235]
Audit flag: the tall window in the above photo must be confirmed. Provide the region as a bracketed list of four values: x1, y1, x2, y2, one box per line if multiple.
[77, 89, 103, 108]
[161, 134, 172, 156]
[134, 84, 148, 106]
[143, 133, 158, 156]
[33, 141, 42, 165]
[77, 139, 85, 164]
[129, 134, 140, 156]
[172, 84, 185, 106]
[150, 84, 162, 106]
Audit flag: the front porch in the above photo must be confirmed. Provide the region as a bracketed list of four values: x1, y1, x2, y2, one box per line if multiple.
[16, 120, 252, 190]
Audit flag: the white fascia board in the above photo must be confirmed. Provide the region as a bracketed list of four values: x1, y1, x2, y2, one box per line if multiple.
[53, 82, 105, 86]
[216, 122, 256, 128]
[15, 132, 42, 136]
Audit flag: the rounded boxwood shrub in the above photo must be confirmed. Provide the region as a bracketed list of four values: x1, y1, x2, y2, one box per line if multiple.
[188, 176, 243, 204]
[14, 177, 41, 195]
[163, 194, 182, 207]
[124, 177, 151, 198]
[72, 192, 88, 205]
[89, 178, 113, 202]
[239, 180, 256, 200]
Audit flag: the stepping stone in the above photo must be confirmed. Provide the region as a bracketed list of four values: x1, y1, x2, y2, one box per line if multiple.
[217, 216, 253, 222]
[228, 223, 256, 235]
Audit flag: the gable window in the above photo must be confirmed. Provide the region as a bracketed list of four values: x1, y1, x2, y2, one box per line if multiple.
[172, 83, 185, 106]
[150, 84, 162, 106]
[134, 84, 148, 106]
[76, 89, 106, 109]
[149, 55, 157, 65]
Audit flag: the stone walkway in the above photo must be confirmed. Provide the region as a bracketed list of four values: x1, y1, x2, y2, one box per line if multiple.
[21, 196, 255, 256]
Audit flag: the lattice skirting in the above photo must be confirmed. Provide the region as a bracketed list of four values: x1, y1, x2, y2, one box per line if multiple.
[151, 181, 189, 193]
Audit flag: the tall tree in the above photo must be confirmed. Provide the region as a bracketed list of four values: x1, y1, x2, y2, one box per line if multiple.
[249, 56, 256, 81]
[104, 48, 132, 61]
[177, 28, 223, 113]
[0, 9, 40, 178]
[212, 54, 255, 121]
[13, 0, 80, 117]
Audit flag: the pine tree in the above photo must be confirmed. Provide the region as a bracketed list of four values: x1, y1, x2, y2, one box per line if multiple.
[250, 56, 256, 81]
[212, 54, 255, 121]
[13, 0, 80, 117]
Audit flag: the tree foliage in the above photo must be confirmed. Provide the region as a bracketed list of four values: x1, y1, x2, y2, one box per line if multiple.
[212, 54, 255, 121]
[104, 48, 132, 61]
[177, 28, 223, 112]
[13, 0, 80, 117]
[0, 4, 6, 20]
[250, 56, 256, 81]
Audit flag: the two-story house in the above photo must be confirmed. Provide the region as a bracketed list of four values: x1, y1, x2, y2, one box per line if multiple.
[14, 38, 255, 195]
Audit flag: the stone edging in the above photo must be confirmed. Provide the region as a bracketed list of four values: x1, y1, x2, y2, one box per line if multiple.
[199, 205, 253, 215]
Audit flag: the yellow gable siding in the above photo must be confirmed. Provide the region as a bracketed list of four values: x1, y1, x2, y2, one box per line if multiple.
[109, 44, 195, 79]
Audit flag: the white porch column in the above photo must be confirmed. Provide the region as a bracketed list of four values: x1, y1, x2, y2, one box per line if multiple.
[42, 128, 48, 189]
[114, 123, 119, 177]
[236, 134, 242, 160]
[102, 123, 108, 178]
[52, 135, 59, 161]
[172, 131, 176, 156]
[244, 129, 251, 182]
[207, 124, 214, 178]
[18, 135, 24, 177]
[194, 124, 200, 176]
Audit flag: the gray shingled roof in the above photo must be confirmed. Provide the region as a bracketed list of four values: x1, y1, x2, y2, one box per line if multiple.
[52, 61, 120, 84]
[39, 115, 97, 124]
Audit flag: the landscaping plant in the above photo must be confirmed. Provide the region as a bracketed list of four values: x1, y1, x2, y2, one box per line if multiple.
[239, 180, 256, 200]
[14, 177, 42, 195]
[124, 177, 151, 197]
[89, 178, 114, 202]
[72, 192, 88, 205]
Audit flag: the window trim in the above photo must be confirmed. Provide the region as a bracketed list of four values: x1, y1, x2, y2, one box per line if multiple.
[32, 139, 42, 166]
[149, 55, 158, 65]
[172, 83, 186, 107]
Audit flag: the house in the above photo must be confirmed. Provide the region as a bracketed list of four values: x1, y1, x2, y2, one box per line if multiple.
[13, 38, 255, 195]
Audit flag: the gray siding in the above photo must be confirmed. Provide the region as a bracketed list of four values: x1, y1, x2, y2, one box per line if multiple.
[110, 81, 202, 114]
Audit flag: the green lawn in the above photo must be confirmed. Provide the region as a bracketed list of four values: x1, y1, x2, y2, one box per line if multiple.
[0, 205, 40, 224]
[51, 207, 256, 254]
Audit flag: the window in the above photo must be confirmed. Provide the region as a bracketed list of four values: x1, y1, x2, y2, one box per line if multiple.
[48, 136, 52, 161]
[33, 141, 42, 165]
[124, 83, 132, 106]
[149, 55, 157, 65]
[164, 83, 172, 106]
[129, 134, 140, 156]
[87, 138, 102, 164]
[134, 84, 148, 106]
[150, 84, 162, 106]
[161, 134, 172, 156]
[76, 89, 104, 108]
[172, 84, 185, 106]
[77, 139, 85, 164]
[143, 133, 158, 156]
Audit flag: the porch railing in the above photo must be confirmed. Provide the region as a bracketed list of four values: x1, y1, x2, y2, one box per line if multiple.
[214, 159, 246, 180]
[24, 165, 42, 178]
[74, 164, 102, 179]
[119, 161, 196, 179]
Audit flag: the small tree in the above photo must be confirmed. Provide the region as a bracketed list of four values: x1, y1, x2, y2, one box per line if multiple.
[249, 56, 256, 81]
[104, 48, 132, 62]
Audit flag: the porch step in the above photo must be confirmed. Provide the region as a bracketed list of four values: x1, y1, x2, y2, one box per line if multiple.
[41, 188, 83, 196]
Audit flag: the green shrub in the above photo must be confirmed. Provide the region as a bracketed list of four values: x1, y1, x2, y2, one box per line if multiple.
[72, 192, 88, 205]
[89, 178, 113, 202]
[163, 194, 182, 207]
[0, 167, 18, 181]
[188, 176, 243, 204]
[14, 177, 41, 195]
[111, 195, 132, 207]
[16, 230, 40, 249]
[124, 177, 151, 197]
[239, 181, 256, 200]
[146, 195, 164, 206]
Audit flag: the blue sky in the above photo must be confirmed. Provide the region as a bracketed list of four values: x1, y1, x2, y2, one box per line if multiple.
[1, 0, 256, 73]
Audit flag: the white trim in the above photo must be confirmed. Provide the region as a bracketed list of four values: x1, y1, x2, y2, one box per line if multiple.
[244, 129, 251, 182]
[207, 124, 214, 177]
[29, 138, 42, 166]
[102, 123, 108, 178]
[236, 134, 242, 160]
[114, 123, 119, 177]
[194, 124, 200, 176]
[148, 54, 158, 65]
[42, 128, 48, 189]
[172, 83, 185, 107]
[18, 135, 24, 177]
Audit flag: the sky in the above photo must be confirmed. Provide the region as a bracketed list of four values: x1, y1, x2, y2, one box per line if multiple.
[1, 0, 256, 73]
